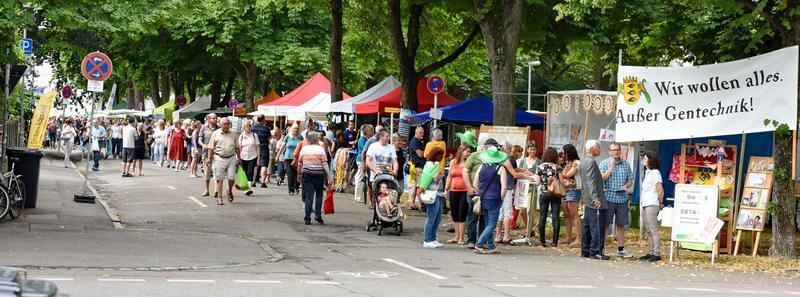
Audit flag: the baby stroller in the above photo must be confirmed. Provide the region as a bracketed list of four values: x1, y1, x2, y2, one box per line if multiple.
[365, 173, 404, 236]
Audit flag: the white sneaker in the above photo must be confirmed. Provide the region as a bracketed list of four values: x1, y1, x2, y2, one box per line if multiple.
[433, 241, 444, 247]
[423, 241, 440, 248]
[616, 249, 633, 258]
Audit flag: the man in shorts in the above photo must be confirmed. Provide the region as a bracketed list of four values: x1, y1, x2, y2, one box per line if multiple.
[198, 114, 219, 197]
[599, 142, 634, 258]
[208, 117, 239, 204]
[120, 118, 137, 177]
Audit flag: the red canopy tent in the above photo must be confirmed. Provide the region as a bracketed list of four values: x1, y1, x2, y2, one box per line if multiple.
[258, 72, 350, 113]
[353, 78, 460, 114]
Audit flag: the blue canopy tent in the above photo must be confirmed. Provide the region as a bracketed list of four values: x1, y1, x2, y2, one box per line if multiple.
[411, 95, 545, 128]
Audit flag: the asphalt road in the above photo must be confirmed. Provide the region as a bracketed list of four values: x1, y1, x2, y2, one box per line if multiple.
[4, 155, 799, 296]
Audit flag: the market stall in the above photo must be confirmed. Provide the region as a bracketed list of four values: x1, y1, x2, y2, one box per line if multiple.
[153, 98, 176, 121]
[173, 95, 211, 120]
[258, 72, 349, 116]
[330, 76, 400, 114]
[353, 78, 460, 115]
[411, 95, 545, 128]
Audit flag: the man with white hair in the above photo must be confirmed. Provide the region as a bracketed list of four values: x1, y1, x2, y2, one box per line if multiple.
[208, 117, 240, 205]
[579, 139, 609, 260]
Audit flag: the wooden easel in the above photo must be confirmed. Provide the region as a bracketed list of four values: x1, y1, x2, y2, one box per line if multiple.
[733, 156, 774, 256]
[733, 229, 762, 256]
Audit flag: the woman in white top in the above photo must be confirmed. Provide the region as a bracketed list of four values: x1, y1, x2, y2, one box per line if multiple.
[238, 120, 260, 196]
[61, 119, 77, 168]
[639, 151, 664, 262]
[152, 120, 166, 167]
[266, 127, 281, 184]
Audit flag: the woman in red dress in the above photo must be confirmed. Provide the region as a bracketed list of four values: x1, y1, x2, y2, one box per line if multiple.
[168, 118, 187, 172]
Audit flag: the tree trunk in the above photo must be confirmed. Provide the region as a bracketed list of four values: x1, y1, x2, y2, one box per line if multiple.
[126, 80, 135, 109]
[160, 74, 171, 103]
[210, 77, 223, 109]
[261, 80, 272, 97]
[223, 74, 235, 107]
[133, 82, 145, 111]
[187, 74, 197, 101]
[770, 131, 796, 259]
[591, 45, 611, 90]
[243, 63, 258, 111]
[150, 73, 161, 105]
[330, 0, 344, 103]
[475, 0, 523, 126]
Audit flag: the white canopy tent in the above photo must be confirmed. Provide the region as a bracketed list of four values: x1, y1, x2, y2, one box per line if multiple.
[329, 76, 400, 113]
[286, 92, 332, 122]
[173, 95, 212, 119]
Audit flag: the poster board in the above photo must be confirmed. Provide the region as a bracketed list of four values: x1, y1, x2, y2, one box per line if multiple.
[736, 156, 773, 231]
[477, 125, 530, 148]
[546, 90, 616, 161]
[671, 184, 721, 243]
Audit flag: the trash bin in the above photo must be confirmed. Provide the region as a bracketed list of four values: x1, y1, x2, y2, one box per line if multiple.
[6, 148, 44, 208]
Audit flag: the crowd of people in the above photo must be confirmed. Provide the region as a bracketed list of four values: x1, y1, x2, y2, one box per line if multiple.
[47, 114, 664, 261]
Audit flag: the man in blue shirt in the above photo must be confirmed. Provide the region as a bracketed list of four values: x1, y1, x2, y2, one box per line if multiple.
[598, 142, 634, 258]
[90, 119, 107, 171]
[344, 121, 357, 148]
[251, 115, 272, 188]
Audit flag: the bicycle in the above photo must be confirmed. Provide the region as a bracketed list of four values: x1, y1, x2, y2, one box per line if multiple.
[0, 157, 25, 221]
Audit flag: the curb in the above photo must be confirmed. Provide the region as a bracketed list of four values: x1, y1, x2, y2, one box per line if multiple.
[69, 160, 124, 229]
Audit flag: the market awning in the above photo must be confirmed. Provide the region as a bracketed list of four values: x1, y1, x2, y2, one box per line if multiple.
[353, 78, 460, 114]
[234, 90, 280, 116]
[286, 92, 332, 121]
[412, 95, 545, 128]
[174, 96, 211, 119]
[329, 76, 400, 113]
[258, 72, 350, 115]
[154, 98, 176, 121]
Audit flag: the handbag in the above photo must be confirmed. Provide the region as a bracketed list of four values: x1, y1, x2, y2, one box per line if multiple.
[324, 188, 335, 215]
[420, 190, 437, 204]
[473, 165, 501, 215]
[547, 176, 566, 199]
[90, 138, 100, 151]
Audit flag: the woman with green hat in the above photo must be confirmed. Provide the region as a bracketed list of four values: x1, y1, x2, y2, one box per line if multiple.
[471, 146, 508, 254]
[456, 130, 478, 149]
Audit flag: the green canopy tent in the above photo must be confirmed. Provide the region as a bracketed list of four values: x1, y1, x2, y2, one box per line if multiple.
[153, 98, 176, 121]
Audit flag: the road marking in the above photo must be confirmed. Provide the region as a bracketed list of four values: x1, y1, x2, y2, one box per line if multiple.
[614, 286, 657, 290]
[38, 278, 74, 281]
[121, 201, 190, 206]
[301, 280, 341, 285]
[234, 280, 282, 284]
[167, 185, 176, 190]
[382, 258, 447, 280]
[553, 285, 596, 289]
[97, 278, 145, 282]
[732, 290, 772, 294]
[494, 284, 538, 288]
[676, 288, 717, 292]
[786, 292, 800, 295]
[188, 196, 207, 208]
[166, 279, 215, 283]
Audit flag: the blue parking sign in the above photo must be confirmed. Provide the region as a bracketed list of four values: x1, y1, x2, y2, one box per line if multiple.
[20, 38, 32, 56]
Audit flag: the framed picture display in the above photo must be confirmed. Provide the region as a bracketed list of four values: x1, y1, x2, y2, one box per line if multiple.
[741, 188, 769, 209]
[735, 208, 766, 231]
[745, 172, 772, 188]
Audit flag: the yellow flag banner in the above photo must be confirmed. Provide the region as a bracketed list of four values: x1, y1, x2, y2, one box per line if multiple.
[27, 90, 57, 149]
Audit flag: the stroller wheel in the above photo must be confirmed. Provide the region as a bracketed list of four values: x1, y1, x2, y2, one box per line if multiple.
[365, 224, 371, 232]
[398, 222, 403, 234]
[377, 226, 383, 236]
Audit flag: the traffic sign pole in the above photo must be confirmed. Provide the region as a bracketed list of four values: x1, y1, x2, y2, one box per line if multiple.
[433, 93, 438, 127]
[76, 51, 113, 204]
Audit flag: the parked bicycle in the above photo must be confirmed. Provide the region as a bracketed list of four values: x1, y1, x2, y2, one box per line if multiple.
[0, 157, 26, 221]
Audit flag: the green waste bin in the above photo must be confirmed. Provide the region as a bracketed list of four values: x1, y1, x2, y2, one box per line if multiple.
[6, 148, 44, 208]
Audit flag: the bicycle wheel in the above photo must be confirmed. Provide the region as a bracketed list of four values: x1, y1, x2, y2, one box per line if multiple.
[8, 178, 25, 219]
[0, 185, 10, 221]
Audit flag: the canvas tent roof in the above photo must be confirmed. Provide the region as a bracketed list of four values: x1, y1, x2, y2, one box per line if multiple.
[258, 72, 350, 115]
[234, 90, 279, 116]
[154, 98, 176, 121]
[353, 78, 460, 114]
[412, 95, 545, 127]
[329, 76, 400, 113]
[173, 95, 212, 119]
[286, 92, 332, 121]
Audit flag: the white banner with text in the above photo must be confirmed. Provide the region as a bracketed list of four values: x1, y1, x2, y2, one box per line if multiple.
[616, 46, 798, 142]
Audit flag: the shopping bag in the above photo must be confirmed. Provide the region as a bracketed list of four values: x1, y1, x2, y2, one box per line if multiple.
[234, 166, 251, 191]
[90, 138, 100, 152]
[324, 188, 335, 215]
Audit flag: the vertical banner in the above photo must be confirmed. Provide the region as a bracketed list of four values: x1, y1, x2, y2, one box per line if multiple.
[27, 90, 57, 149]
[616, 46, 798, 142]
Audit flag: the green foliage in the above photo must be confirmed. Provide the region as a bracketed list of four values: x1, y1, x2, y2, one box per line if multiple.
[766, 200, 778, 214]
[763, 118, 791, 138]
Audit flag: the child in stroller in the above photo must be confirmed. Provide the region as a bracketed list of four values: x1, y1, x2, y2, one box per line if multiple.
[377, 182, 398, 216]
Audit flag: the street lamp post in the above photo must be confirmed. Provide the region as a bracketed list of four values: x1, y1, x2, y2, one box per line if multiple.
[527, 60, 541, 111]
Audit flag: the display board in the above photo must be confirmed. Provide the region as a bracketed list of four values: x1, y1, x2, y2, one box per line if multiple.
[546, 90, 616, 160]
[671, 184, 721, 243]
[478, 125, 530, 149]
[736, 156, 773, 231]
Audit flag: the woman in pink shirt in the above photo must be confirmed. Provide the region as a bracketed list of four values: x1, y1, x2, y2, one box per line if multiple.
[445, 145, 472, 245]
